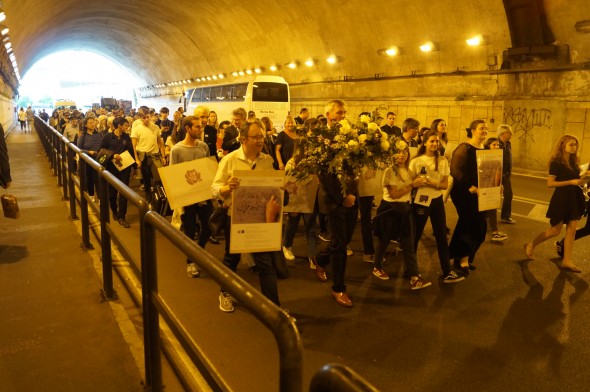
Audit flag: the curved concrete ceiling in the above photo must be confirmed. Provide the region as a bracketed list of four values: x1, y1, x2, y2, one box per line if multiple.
[3, 0, 589, 88]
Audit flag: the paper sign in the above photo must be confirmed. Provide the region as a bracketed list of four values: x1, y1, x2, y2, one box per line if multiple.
[112, 150, 135, 171]
[158, 156, 218, 209]
[477, 149, 503, 211]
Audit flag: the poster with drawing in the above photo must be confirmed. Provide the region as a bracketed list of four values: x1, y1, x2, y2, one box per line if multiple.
[358, 168, 383, 197]
[158, 156, 218, 210]
[230, 170, 285, 253]
[284, 175, 319, 213]
[477, 149, 503, 211]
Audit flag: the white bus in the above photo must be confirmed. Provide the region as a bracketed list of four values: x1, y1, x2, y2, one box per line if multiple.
[185, 75, 290, 131]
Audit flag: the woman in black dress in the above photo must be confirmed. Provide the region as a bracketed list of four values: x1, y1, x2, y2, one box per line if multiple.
[448, 120, 489, 274]
[524, 135, 590, 272]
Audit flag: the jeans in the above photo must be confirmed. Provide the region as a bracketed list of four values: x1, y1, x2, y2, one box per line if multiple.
[85, 164, 98, 197]
[283, 212, 318, 258]
[182, 201, 213, 249]
[108, 166, 132, 220]
[374, 208, 419, 277]
[413, 196, 451, 275]
[221, 218, 280, 306]
[358, 196, 375, 255]
[317, 203, 358, 293]
[501, 174, 513, 220]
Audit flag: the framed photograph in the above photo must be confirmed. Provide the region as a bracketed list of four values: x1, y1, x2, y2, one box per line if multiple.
[230, 170, 285, 253]
[477, 149, 503, 211]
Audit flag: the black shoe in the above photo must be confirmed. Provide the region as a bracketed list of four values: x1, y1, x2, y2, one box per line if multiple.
[453, 259, 470, 275]
[555, 241, 564, 258]
[118, 218, 130, 228]
[209, 236, 220, 244]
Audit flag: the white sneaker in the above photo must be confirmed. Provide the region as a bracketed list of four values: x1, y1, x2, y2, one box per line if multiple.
[186, 263, 200, 278]
[282, 246, 295, 261]
[363, 254, 374, 263]
[491, 232, 508, 241]
[308, 257, 316, 270]
[219, 292, 234, 312]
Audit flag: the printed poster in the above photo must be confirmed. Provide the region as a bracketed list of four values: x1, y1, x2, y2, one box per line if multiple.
[477, 149, 503, 211]
[112, 150, 135, 171]
[284, 175, 319, 213]
[230, 170, 285, 253]
[158, 156, 218, 210]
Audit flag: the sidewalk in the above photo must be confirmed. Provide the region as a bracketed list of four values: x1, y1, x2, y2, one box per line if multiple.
[0, 126, 144, 392]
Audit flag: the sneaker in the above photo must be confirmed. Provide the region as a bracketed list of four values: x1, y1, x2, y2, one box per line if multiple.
[118, 218, 131, 228]
[501, 217, 516, 224]
[410, 276, 432, 290]
[363, 254, 374, 263]
[555, 241, 564, 258]
[219, 292, 234, 313]
[308, 257, 316, 270]
[346, 246, 353, 256]
[491, 231, 508, 241]
[186, 263, 200, 278]
[372, 268, 390, 280]
[318, 233, 330, 242]
[443, 271, 465, 284]
[282, 246, 295, 261]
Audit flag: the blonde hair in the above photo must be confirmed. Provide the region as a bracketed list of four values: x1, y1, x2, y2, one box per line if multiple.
[550, 134, 580, 171]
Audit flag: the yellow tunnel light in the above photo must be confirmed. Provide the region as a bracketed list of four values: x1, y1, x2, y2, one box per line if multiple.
[419, 42, 438, 52]
[466, 35, 487, 46]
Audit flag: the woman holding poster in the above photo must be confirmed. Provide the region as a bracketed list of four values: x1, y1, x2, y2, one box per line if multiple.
[524, 135, 590, 272]
[448, 120, 489, 275]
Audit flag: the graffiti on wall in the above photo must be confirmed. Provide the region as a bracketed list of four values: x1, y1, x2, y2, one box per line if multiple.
[503, 107, 552, 143]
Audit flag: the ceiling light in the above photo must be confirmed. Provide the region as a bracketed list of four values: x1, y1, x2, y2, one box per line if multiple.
[206, 76, 212, 80]
[246, 69, 253, 75]
[218, 73, 225, 79]
[327, 55, 338, 64]
[0, 13, 6, 23]
[238, 71, 245, 76]
[288, 62, 297, 69]
[254, 68, 261, 74]
[6, 47, 12, 53]
[212, 75, 218, 80]
[305, 59, 315, 67]
[466, 35, 486, 46]
[269, 65, 278, 71]
[385, 47, 399, 56]
[4, 42, 10, 49]
[232, 71, 239, 77]
[419, 42, 438, 52]
[0, 26, 8, 36]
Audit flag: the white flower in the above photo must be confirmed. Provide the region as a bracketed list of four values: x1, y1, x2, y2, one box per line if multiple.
[395, 139, 407, 151]
[339, 121, 352, 135]
[360, 115, 371, 124]
[347, 140, 359, 148]
[368, 122, 380, 131]
[358, 134, 367, 144]
[381, 139, 390, 151]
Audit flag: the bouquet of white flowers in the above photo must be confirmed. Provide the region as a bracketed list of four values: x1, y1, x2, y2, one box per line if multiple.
[288, 115, 408, 194]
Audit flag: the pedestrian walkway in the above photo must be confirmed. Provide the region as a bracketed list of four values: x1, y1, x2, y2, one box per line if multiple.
[0, 126, 144, 392]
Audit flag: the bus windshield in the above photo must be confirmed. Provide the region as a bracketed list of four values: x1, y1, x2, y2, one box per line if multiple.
[252, 82, 289, 103]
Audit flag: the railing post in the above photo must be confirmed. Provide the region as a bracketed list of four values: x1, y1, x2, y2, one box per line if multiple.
[51, 133, 57, 176]
[79, 158, 93, 250]
[67, 147, 78, 220]
[98, 171, 117, 301]
[56, 136, 63, 187]
[142, 212, 162, 391]
[60, 139, 69, 200]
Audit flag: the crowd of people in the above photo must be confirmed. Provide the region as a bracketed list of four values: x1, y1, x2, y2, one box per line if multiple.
[18, 100, 589, 314]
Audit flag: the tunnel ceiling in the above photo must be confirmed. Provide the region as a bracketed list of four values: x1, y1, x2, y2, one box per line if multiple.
[3, 0, 589, 88]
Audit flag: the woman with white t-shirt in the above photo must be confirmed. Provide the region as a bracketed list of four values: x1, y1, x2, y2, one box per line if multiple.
[371, 145, 433, 289]
[409, 129, 464, 283]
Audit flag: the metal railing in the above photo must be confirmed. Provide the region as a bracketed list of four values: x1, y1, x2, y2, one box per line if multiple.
[34, 116, 378, 392]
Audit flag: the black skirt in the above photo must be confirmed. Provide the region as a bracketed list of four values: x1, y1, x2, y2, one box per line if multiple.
[546, 186, 586, 226]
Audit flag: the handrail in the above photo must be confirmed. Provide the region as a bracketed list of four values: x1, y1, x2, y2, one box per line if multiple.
[310, 363, 380, 392]
[34, 117, 305, 391]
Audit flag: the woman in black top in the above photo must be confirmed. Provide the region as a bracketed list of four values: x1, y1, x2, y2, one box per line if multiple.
[100, 117, 135, 228]
[525, 135, 590, 272]
[275, 116, 298, 170]
[448, 120, 489, 274]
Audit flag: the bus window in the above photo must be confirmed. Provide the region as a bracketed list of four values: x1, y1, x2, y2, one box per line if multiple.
[186, 89, 195, 101]
[252, 82, 289, 103]
[202, 87, 211, 101]
[232, 83, 248, 101]
[220, 85, 232, 101]
[191, 89, 201, 103]
[210, 86, 222, 101]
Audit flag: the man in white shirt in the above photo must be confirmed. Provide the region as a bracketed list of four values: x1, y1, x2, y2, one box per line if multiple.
[131, 107, 165, 204]
[211, 121, 281, 313]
